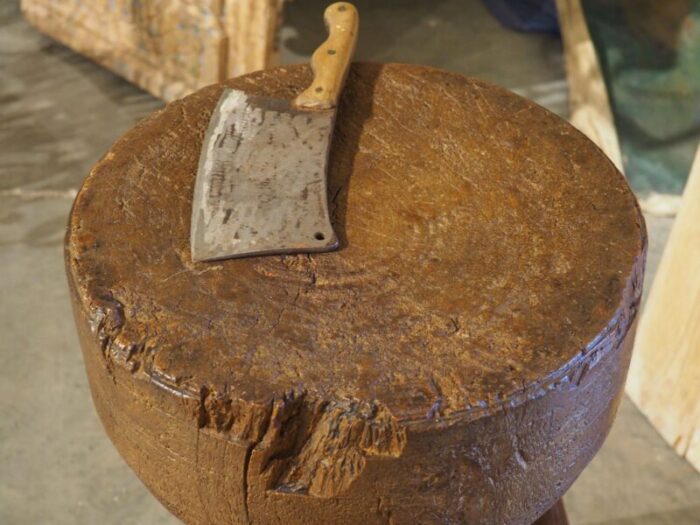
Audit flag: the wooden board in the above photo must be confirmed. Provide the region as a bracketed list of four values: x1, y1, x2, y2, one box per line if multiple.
[627, 146, 700, 472]
[21, 0, 285, 101]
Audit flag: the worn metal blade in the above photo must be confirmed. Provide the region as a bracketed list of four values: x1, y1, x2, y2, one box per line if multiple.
[190, 88, 339, 261]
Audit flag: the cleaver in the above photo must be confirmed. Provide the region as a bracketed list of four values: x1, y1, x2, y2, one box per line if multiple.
[190, 2, 359, 261]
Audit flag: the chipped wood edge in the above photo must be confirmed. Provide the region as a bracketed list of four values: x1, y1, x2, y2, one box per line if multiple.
[626, 146, 700, 473]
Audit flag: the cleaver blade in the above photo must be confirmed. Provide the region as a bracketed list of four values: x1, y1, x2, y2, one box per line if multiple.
[190, 2, 358, 262]
[190, 90, 339, 261]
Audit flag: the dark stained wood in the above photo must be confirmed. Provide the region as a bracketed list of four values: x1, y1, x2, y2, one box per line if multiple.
[534, 500, 569, 525]
[65, 63, 646, 524]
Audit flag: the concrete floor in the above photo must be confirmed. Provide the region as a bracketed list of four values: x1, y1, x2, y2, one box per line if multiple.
[1, 1, 698, 524]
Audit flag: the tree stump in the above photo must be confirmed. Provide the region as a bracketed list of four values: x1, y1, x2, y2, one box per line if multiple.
[627, 146, 700, 470]
[65, 63, 646, 524]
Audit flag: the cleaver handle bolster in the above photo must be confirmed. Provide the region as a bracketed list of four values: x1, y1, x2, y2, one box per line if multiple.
[293, 2, 358, 110]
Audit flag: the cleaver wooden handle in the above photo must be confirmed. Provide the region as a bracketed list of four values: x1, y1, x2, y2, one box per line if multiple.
[293, 2, 359, 110]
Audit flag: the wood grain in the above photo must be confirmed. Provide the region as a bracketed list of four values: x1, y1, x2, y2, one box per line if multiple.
[66, 63, 646, 524]
[20, 0, 285, 101]
[627, 146, 700, 472]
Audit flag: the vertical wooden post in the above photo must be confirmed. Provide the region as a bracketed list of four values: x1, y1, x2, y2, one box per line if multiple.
[225, 0, 286, 79]
[626, 147, 700, 472]
[555, 0, 623, 172]
[20, 0, 286, 101]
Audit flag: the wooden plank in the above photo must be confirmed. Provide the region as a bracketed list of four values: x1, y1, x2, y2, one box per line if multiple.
[626, 146, 700, 472]
[555, 0, 623, 172]
[226, 0, 285, 78]
[20, 0, 285, 101]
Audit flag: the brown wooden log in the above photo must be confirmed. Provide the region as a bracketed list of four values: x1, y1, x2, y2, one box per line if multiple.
[65, 63, 646, 524]
[21, 0, 285, 101]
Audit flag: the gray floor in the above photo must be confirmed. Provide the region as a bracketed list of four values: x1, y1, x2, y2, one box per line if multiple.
[1, 1, 698, 524]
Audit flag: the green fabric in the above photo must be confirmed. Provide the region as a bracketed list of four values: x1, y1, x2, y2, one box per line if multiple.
[582, 0, 700, 196]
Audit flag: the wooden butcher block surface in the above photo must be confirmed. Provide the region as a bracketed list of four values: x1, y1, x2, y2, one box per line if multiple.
[65, 63, 646, 525]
